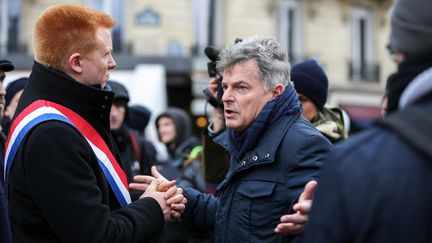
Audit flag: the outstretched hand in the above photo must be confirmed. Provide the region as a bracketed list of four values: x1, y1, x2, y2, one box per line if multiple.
[275, 180, 317, 234]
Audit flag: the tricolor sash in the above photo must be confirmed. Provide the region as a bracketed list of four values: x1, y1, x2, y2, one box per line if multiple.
[4, 100, 131, 206]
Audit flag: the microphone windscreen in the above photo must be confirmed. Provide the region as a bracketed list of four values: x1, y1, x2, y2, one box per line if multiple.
[204, 46, 220, 62]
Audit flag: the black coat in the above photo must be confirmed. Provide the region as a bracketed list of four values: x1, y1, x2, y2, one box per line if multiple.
[302, 98, 432, 243]
[7, 62, 164, 243]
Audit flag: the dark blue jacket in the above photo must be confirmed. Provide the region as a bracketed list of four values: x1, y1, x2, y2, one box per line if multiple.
[303, 98, 432, 243]
[183, 113, 333, 242]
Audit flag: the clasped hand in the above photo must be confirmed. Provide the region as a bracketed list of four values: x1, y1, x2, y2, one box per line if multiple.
[129, 166, 187, 222]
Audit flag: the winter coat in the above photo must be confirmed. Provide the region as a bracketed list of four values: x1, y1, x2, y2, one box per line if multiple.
[0, 132, 12, 243]
[155, 108, 206, 192]
[313, 107, 347, 143]
[302, 66, 432, 243]
[112, 124, 157, 182]
[183, 113, 333, 242]
[7, 62, 164, 243]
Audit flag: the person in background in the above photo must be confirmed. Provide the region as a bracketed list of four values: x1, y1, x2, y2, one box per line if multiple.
[128, 104, 152, 137]
[108, 80, 155, 181]
[154, 107, 209, 243]
[0, 58, 15, 243]
[6, 5, 185, 242]
[1, 77, 28, 136]
[291, 59, 347, 143]
[302, 0, 432, 241]
[127, 104, 158, 166]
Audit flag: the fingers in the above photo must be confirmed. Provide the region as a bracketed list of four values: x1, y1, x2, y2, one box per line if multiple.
[299, 180, 317, 202]
[167, 192, 185, 205]
[169, 197, 187, 221]
[280, 212, 308, 225]
[293, 180, 317, 214]
[292, 200, 312, 214]
[275, 213, 308, 234]
[274, 222, 305, 234]
[129, 183, 148, 192]
[170, 211, 181, 220]
[133, 175, 154, 183]
[151, 166, 168, 181]
[129, 175, 154, 191]
[170, 201, 186, 212]
[146, 178, 161, 192]
[208, 78, 219, 95]
[164, 186, 181, 200]
[158, 180, 177, 192]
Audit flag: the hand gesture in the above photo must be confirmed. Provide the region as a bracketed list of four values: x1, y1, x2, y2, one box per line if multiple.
[274, 180, 317, 234]
[130, 166, 187, 221]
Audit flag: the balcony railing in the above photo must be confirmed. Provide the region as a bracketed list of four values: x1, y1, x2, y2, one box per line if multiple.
[348, 61, 380, 82]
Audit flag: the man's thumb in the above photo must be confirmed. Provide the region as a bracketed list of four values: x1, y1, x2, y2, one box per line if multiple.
[300, 180, 318, 201]
[151, 166, 167, 180]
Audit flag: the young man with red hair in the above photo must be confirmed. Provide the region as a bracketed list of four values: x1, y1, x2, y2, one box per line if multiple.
[5, 4, 185, 242]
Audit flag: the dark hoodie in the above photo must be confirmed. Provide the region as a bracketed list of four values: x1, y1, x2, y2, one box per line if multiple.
[155, 108, 210, 243]
[155, 107, 204, 190]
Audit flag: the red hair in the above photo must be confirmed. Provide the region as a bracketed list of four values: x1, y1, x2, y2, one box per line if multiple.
[34, 4, 116, 72]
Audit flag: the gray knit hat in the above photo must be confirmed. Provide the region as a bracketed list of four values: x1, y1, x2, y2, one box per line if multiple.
[389, 0, 432, 57]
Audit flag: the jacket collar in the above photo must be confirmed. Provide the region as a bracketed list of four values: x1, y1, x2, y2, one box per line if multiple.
[215, 113, 300, 192]
[214, 112, 299, 166]
[16, 61, 114, 131]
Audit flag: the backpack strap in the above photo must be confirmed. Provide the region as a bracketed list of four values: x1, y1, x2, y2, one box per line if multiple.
[377, 106, 432, 159]
[128, 131, 142, 162]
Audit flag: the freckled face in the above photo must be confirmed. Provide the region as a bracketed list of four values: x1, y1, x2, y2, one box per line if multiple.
[79, 27, 116, 87]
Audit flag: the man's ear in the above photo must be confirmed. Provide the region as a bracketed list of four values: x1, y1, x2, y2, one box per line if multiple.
[272, 84, 285, 97]
[68, 53, 82, 74]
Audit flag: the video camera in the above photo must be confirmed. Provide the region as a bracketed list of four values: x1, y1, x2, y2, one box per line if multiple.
[203, 38, 243, 108]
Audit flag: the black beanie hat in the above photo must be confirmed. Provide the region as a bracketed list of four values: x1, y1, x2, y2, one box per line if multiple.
[0, 59, 15, 72]
[389, 0, 432, 58]
[127, 105, 152, 131]
[5, 77, 28, 107]
[106, 80, 129, 103]
[291, 59, 328, 110]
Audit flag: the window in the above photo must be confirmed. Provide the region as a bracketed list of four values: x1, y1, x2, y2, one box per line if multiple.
[193, 0, 223, 56]
[0, 0, 22, 54]
[88, 0, 125, 52]
[349, 6, 379, 82]
[277, 0, 304, 64]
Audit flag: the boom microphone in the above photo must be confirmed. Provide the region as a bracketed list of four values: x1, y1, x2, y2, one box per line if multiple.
[204, 46, 220, 62]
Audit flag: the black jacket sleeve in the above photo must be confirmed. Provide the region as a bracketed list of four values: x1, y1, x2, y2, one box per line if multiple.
[17, 121, 164, 242]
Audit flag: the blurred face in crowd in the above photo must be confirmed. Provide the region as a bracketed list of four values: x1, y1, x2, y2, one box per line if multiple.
[157, 117, 176, 145]
[5, 89, 23, 119]
[222, 59, 275, 132]
[298, 93, 319, 122]
[78, 27, 116, 87]
[0, 70, 5, 83]
[110, 101, 126, 130]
